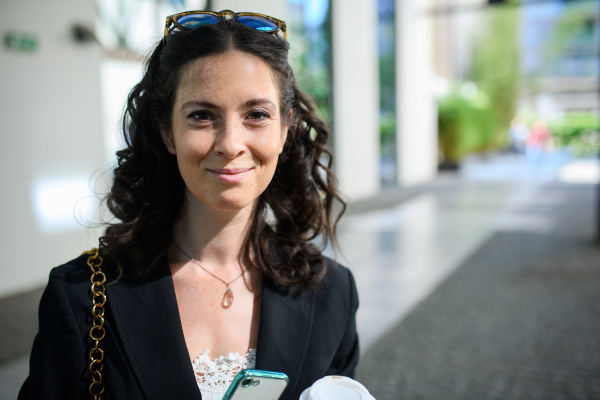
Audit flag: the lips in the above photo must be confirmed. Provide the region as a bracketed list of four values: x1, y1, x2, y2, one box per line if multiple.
[207, 167, 254, 183]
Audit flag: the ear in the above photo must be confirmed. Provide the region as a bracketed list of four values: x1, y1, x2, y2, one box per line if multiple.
[160, 126, 177, 155]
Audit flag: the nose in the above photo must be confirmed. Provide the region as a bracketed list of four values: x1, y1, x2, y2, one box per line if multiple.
[214, 116, 245, 159]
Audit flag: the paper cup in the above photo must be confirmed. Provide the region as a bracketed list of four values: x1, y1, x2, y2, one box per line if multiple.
[299, 376, 374, 400]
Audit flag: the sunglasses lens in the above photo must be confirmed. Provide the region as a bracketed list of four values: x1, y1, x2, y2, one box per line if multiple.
[177, 14, 219, 29]
[237, 15, 278, 33]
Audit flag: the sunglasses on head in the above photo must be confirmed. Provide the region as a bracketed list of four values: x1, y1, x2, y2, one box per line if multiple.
[164, 9, 287, 40]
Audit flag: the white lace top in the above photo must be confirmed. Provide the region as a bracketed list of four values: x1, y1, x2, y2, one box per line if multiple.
[192, 349, 257, 400]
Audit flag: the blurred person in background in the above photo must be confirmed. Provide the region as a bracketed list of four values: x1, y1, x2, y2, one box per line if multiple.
[527, 120, 551, 163]
[19, 10, 359, 400]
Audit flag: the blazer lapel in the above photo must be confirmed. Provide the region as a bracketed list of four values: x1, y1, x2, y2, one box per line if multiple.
[108, 260, 202, 400]
[255, 279, 316, 399]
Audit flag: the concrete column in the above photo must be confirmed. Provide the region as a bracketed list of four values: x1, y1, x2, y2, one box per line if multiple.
[396, 0, 438, 186]
[331, 0, 380, 201]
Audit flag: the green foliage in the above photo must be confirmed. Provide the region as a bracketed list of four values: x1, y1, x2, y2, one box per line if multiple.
[380, 111, 396, 148]
[469, 5, 520, 149]
[546, 1, 598, 60]
[438, 83, 496, 163]
[550, 112, 600, 156]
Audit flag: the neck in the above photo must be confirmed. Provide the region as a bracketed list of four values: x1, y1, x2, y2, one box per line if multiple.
[170, 195, 256, 271]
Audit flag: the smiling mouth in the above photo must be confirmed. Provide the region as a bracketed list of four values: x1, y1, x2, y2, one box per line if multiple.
[207, 167, 254, 183]
[207, 167, 253, 174]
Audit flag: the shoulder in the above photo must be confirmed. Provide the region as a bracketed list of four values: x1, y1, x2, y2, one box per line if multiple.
[38, 253, 98, 317]
[48, 253, 91, 284]
[270, 256, 358, 314]
[312, 257, 359, 316]
[321, 257, 357, 296]
[42, 251, 124, 311]
[49, 251, 124, 285]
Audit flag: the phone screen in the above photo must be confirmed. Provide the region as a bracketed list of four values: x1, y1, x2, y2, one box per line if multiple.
[222, 369, 289, 400]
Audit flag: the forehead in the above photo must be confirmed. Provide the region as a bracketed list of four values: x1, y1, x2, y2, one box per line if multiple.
[175, 51, 280, 106]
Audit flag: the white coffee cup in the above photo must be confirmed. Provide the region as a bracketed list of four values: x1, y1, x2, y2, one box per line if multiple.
[299, 376, 375, 400]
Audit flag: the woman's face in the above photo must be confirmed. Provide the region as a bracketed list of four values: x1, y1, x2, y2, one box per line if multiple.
[161, 50, 288, 214]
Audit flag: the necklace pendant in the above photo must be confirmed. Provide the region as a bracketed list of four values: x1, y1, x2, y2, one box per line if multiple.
[222, 288, 234, 309]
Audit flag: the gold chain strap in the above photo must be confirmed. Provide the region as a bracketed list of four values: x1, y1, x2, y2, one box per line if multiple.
[84, 248, 107, 399]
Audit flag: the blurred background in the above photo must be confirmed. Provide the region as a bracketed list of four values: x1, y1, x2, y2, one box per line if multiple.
[1, 0, 599, 398]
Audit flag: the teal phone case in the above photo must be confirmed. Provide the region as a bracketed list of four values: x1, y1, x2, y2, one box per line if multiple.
[222, 369, 289, 400]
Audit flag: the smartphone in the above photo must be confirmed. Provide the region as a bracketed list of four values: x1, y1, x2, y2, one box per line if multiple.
[222, 369, 289, 400]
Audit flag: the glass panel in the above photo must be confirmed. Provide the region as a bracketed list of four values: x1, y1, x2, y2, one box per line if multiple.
[286, 0, 333, 126]
[378, 0, 397, 185]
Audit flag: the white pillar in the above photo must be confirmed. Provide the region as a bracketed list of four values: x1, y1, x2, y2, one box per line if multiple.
[331, 0, 380, 202]
[396, 0, 438, 186]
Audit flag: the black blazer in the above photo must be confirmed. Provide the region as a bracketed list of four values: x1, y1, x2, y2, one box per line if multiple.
[19, 253, 359, 400]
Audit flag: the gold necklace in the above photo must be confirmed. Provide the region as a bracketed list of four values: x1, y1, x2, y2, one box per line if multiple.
[174, 242, 248, 309]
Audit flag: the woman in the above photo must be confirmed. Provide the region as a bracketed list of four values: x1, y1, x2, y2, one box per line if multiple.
[19, 10, 359, 400]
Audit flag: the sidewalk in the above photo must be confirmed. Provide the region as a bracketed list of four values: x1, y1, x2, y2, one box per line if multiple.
[355, 182, 600, 399]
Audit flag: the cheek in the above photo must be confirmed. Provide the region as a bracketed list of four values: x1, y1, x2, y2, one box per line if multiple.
[251, 140, 283, 167]
[251, 129, 287, 164]
[177, 134, 213, 161]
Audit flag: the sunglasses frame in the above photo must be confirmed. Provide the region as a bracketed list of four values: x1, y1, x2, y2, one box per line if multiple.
[164, 9, 287, 40]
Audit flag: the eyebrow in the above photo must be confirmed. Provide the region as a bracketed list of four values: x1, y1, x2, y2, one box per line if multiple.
[243, 98, 277, 109]
[180, 98, 278, 111]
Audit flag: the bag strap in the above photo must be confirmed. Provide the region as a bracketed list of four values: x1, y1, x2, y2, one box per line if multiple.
[84, 248, 107, 399]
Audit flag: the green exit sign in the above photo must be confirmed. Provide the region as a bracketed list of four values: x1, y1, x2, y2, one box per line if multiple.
[5, 32, 39, 52]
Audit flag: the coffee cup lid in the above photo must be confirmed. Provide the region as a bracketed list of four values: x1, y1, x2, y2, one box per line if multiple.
[302, 376, 374, 400]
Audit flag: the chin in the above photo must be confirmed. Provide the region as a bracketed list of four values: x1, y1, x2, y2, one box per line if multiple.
[209, 195, 258, 213]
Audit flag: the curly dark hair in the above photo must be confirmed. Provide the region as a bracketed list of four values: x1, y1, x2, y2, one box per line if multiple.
[100, 18, 345, 290]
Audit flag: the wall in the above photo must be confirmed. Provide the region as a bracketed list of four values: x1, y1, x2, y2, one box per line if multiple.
[0, 0, 105, 297]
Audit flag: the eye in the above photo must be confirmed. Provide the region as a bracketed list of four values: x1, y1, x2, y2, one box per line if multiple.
[188, 110, 213, 121]
[247, 111, 270, 121]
